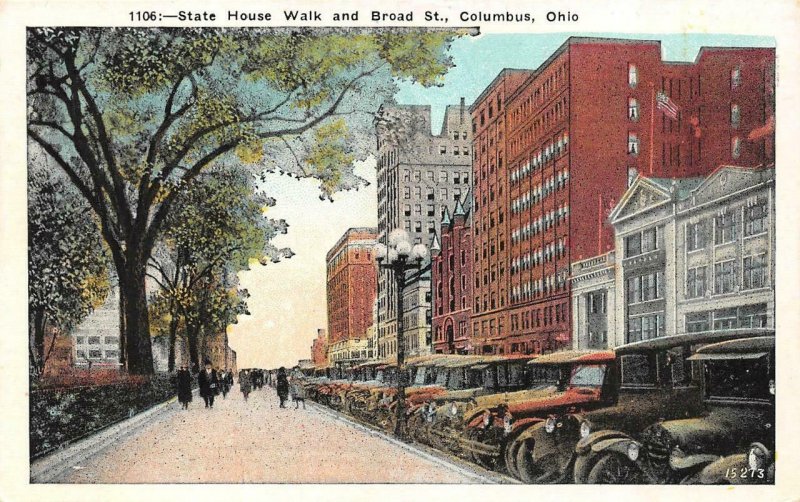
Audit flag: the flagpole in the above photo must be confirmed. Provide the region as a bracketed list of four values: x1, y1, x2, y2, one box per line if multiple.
[649, 82, 655, 176]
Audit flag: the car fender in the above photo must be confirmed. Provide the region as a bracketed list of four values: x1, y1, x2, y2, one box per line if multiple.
[688, 454, 745, 484]
[575, 430, 630, 455]
[669, 450, 720, 472]
[590, 437, 636, 456]
[510, 416, 544, 434]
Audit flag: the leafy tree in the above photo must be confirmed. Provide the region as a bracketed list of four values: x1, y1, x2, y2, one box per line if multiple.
[147, 165, 285, 370]
[27, 27, 466, 373]
[28, 159, 110, 376]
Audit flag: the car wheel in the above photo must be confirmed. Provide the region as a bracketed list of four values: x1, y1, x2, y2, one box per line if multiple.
[465, 429, 497, 471]
[515, 439, 561, 483]
[586, 453, 645, 484]
[504, 439, 523, 480]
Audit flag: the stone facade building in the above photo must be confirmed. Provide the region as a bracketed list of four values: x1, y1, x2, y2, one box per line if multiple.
[570, 251, 616, 350]
[402, 264, 433, 358]
[375, 101, 473, 359]
[72, 290, 122, 369]
[610, 165, 774, 343]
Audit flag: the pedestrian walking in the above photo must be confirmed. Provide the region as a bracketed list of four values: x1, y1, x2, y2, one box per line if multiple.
[276, 367, 289, 408]
[198, 360, 219, 409]
[177, 364, 193, 410]
[289, 366, 306, 410]
[239, 369, 252, 401]
[220, 370, 229, 399]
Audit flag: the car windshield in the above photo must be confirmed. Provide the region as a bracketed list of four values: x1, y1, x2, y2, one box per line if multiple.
[434, 369, 449, 387]
[376, 370, 385, 383]
[569, 364, 607, 387]
[413, 368, 427, 385]
[704, 357, 772, 402]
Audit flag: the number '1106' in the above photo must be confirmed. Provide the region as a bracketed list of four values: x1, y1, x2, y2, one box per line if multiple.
[130, 11, 159, 21]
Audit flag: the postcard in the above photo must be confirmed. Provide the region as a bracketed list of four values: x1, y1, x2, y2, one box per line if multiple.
[1, 0, 799, 500]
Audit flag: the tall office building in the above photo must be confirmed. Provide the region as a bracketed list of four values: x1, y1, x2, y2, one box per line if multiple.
[375, 101, 473, 359]
[469, 37, 774, 355]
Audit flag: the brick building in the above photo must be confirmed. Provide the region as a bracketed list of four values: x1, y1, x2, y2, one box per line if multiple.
[326, 227, 379, 347]
[432, 197, 474, 354]
[469, 37, 774, 355]
[375, 101, 474, 359]
[311, 328, 329, 368]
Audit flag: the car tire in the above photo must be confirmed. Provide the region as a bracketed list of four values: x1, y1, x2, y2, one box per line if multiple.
[585, 453, 645, 484]
[504, 439, 524, 480]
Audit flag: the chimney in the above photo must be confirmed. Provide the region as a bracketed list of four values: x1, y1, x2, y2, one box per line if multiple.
[460, 97, 465, 123]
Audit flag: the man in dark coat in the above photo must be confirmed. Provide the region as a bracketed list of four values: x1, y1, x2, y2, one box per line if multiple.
[177, 364, 193, 410]
[276, 367, 289, 408]
[198, 360, 219, 408]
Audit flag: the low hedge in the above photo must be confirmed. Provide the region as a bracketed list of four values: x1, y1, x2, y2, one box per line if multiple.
[30, 373, 179, 460]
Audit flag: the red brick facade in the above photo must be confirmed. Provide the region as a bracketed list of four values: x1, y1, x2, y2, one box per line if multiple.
[311, 328, 329, 368]
[469, 37, 774, 356]
[432, 202, 473, 354]
[326, 227, 378, 345]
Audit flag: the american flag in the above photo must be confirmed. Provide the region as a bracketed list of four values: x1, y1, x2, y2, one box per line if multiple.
[656, 91, 679, 120]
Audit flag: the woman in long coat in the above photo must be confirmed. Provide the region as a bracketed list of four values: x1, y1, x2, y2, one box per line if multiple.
[177, 365, 193, 410]
[289, 366, 306, 409]
[276, 367, 289, 408]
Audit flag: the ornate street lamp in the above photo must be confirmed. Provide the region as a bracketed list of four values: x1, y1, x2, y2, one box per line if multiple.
[373, 229, 429, 439]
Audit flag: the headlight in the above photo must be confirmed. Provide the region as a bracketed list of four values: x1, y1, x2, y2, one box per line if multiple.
[545, 417, 556, 433]
[769, 379, 775, 396]
[503, 413, 513, 434]
[627, 442, 640, 462]
[580, 420, 591, 439]
[450, 403, 458, 416]
[748, 443, 769, 471]
[482, 411, 491, 428]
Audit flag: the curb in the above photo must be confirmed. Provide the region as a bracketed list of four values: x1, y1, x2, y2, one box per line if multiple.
[307, 401, 519, 484]
[30, 390, 194, 483]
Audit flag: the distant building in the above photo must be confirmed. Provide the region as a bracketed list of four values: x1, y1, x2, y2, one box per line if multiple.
[326, 227, 379, 347]
[432, 196, 474, 354]
[329, 338, 371, 368]
[375, 100, 474, 360]
[610, 165, 774, 342]
[311, 328, 329, 368]
[72, 290, 122, 369]
[203, 331, 236, 371]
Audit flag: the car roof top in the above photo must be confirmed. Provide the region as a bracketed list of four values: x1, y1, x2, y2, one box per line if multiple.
[528, 350, 615, 365]
[692, 335, 775, 355]
[615, 329, 774, 355]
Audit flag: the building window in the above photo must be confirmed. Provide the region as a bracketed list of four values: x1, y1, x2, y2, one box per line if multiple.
[88, 336, 101, 345]
[76, 350, 87, 359]
[588, 291, 607, 314]
[628, 132, 639, 155]
[625, 227, 657, 257]
[731, 103, 740, 129]
[686, 221, 707, 251]
[686, 312, 711, 333]
[731, 66, 741, 89]
[686, 266, 707, 298]
[89, 349, 102, 359]
[628, 64, 638, 88]
[714, 260, 736, 294]
[713, 308, 738, 330]
[628, 98, 639, 121]
[743, 254, 768, 290]
[628, 314, 662, 343]
[731, 136, 741, 159]
[105, 350, 118, 359]
[627, 272, 662, 303]
[440, 145, 447, 154]
[403, 187, 411, 199]
[745, 197, 768, 236]
[76, 336, 85, 344]
[104, 336, 117, 345]
[625, 234, 641, 257]
[714, 212, 738, 245]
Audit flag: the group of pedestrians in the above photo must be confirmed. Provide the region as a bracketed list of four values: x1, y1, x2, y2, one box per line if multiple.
[274, 366, 306, 409]
[175, 360, 233, 410]
[176, 361, 308, 411]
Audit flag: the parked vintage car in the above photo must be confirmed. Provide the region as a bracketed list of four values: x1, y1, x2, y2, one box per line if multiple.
[510, 331, 751, 483]
[425, 350, 616, 472]
[576, 333, 774, 484]
[408, 354, 535, 448]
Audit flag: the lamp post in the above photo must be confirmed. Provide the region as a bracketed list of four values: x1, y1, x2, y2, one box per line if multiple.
[373, 229, 429, 439]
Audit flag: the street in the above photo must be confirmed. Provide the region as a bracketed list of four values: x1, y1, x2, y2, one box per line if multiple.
[56, 385, 499, 484]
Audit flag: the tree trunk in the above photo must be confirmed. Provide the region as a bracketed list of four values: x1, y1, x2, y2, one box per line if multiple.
[31, 309, 45, 376]
[168, 312, 179, 372]
[187, 321, 200, 372]
[119, 256, 155, 375]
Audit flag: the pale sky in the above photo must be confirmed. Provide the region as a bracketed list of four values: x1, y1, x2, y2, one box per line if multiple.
[227, 32, 774, 369]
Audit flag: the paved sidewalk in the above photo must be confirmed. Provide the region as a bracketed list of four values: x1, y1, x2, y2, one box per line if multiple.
[53, 386, 493, 483]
